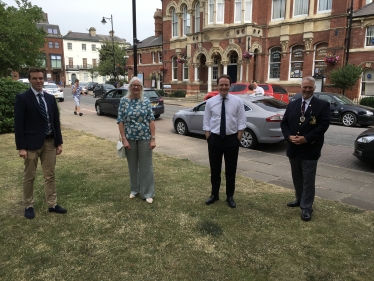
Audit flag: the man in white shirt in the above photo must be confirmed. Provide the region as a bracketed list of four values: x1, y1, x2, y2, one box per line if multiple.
[203, 74, 247, 208]
[252, 80, 265, 95]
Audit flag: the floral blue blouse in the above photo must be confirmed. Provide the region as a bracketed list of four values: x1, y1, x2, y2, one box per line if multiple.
[117, 97, 155, 140]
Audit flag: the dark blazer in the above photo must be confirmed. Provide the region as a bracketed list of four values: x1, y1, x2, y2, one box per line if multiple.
[281, 95, 330, 160]
[14, 88, 63, 150]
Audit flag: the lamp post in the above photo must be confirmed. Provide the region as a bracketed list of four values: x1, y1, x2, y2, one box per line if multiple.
[101, 15, 116, 81]
[132, 0, 139, 76]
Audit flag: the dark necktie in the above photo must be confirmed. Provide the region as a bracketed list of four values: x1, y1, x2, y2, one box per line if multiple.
[301, 100, 306, 116]
[220, 97, 226, 138]
[38, 93, 49, 135]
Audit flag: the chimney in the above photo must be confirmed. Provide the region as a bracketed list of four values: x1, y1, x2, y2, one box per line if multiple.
[89, 27, 96, 36]
[154, 8, 162, 37]
[109, 30, 115, 38]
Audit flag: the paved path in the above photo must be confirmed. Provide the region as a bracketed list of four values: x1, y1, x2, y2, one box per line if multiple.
[58, 98, 374, 211]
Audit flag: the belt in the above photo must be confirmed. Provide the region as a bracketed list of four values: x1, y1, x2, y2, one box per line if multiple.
[45, 133, 54, 139]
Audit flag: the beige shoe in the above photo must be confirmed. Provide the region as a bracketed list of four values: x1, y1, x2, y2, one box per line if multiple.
[129, 194, 136, 199]
[146, 198, 153, 204]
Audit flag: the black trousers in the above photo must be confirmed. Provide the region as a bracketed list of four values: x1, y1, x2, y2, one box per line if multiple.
[207, 133, 240, 197]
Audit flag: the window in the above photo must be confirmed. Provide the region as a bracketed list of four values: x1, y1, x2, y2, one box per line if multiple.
[54, 42, 59, 49]
[92, 59, 97, 67]
[318, 0, 331, 12]
[235, 0, 252, 23]
[48, 42, 53, 48]
[272, 0, 286, 20]
[158, 51, 162, 63]
[366, 26, 374, 47]
[183, 61, 189, 80]
[68, 57, 73, 68]
[290, 45, 304, 78]
[172, 57, 178, 80]
[67, 43, 72, 50]
[314, 43, 328, 77]
[82, 44, 86, 51]
[366, 0, 373, 4]
[208, 0, 224, 24]
[244, 0, 252, 22]
[235, 0, 242, 22]
[152, 52, 156, 64]
[195, 2, 200, 32]
[138, 54, 142, 64]
[47, 28, 58, 34]
[91, 44, 96, 51]
[182, 6, 190, 36]
[50, 55, 62, 68]
[208, 0, 214, 24]
[269, 47, 281, 79]
[294, 0, 308, 16]
[83, 58, 87, 68]
[217, 0, 224, 23]
[212, 57, 219, 81]
[172, 8, 178, 38]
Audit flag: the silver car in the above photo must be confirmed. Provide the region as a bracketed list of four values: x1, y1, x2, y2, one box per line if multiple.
[43, 83, 64, 102]
[172, 95, 287, 149]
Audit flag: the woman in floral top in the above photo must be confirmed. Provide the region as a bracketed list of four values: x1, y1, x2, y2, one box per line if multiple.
[117, 77, 156, 203]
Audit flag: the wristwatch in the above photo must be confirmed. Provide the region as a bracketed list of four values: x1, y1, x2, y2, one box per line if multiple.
[151, 136, 156, 139]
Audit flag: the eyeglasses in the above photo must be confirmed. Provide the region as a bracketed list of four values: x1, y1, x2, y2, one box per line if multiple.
[132, 84, 142, 88]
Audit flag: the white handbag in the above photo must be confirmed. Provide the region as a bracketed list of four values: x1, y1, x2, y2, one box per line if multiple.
[116, 135, 126, 158]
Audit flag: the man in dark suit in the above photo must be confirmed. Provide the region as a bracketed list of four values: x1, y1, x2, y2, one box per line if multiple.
[203, 74, 246, 208]
[14, 68, 67, 219]
[280, 76, 330, 221]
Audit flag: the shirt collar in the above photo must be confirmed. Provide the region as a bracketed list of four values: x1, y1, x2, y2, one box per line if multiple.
[31, 87, 43, 97]
[302, 95, 313, 104]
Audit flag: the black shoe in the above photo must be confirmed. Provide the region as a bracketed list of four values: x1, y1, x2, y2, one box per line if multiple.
[24, 207, 35, 219]
[79, 113, 83, 116]
[301, 210, 311, 221]
[74, 111, 77, 115]
[205, 195, 219, 205]
[48, 205, 67, 214]
[287, 200, 300, 207]
[226, 197, 236, 208]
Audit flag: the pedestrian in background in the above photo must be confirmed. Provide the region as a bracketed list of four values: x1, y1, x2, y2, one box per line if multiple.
[251, 80, 265, 95]
[117, 77, 156, 204]
[14, 67, 67, 219]
[280, 76, 330, 221]
[71, 79, 86, 116]
[203, 74, 246, 208]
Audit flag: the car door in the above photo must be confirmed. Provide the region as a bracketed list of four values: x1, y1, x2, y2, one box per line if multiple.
[112, 89, 126, 115]
[272, 85, 289, 103]
[188, 102, 206, 134]
[318, 94, 340, 122]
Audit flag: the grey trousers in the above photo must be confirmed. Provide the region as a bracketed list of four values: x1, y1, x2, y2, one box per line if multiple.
[289, 157, 318, 212]
[126, 140, 155, 199]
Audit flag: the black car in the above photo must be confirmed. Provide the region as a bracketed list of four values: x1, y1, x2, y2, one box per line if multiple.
[93, 84, 116, 98]
[353, 128, 374, 164]
[95, 87, 164, 118]
[290, 92, 374, 127]
[87, 82, 98, 91]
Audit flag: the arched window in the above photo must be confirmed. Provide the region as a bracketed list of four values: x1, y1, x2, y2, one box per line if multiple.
[172, 8, 178, 38]
[182, 6, 190, 36]
[195, 2, 200, 32]
[314, 43, 328, 77]
[172, 57, 178, 80]
[212, 57, 219, 81]
[290, 45, 304, 78]
[183, 61, 189, 80]
[269, 47, 281, 80]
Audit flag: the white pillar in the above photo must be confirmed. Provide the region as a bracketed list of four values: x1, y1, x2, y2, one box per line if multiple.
[223, 64, 227, 74]
[194, 65, 198, 82]
[207, 65, 212, 92]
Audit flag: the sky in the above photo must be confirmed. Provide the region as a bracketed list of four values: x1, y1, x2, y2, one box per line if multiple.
[2, 0, 162, 43]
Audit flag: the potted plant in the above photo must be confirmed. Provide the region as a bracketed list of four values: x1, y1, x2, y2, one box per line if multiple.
[324, 54, 339, 64]
[243, 51, 254, 60]
[177, 57, 186, 64]
[159, 65, 168, 72]
[126, 65, 134, 70]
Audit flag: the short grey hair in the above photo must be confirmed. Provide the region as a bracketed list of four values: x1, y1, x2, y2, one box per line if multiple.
[301, 76, 316, 85]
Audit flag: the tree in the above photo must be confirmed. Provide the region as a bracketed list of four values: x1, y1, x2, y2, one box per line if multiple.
[97, 40, 128, 79]
[328, 64, 363, 96]
[0, 0, 46, 77]
[87, 66, 100, 82]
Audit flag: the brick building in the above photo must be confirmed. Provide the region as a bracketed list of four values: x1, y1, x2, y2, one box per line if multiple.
[127, 0, 374, 98]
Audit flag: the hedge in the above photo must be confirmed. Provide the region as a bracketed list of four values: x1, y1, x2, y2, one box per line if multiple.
[359, 97, 374, 108]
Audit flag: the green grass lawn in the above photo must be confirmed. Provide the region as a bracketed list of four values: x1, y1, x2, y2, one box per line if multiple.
[1, 128, 373, 281]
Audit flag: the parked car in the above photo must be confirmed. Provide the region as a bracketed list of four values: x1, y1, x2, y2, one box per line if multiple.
[43, 82, 64, 102]
[87, 82, 98, 91]
[95, 87, 164, 118]
[204, 82, 289, 103]
[353, 128, 374, 164]
[93, 84, 115, 98]
[79, 82, 89, 94]
[173, 95, 287, 149]
[290, 92, 374, 127]
[18, 78, 30, 86]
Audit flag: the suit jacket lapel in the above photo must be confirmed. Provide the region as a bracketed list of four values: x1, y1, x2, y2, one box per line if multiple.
[28, 89, 45, 118]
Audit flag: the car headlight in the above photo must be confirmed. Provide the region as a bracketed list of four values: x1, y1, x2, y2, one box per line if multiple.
[357, 136, 374, 143]
[366, 111, 374, 116]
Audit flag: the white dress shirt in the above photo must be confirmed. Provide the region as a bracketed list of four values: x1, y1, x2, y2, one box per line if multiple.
[203, 93, 246, 135]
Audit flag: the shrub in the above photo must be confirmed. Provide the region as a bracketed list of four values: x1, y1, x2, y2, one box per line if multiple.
[0, 78, 29, 134]
[360, 97, 374, 108]
[157, 90, 165, 96]
[170, 90, 186, 98]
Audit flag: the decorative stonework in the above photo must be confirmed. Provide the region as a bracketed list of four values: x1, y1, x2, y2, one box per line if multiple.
[303, 38, 313, 53]
[222, 43, 241, 60]
[251, 41, 262, 53]
[165, 1, 178, 17]
[281, 40, 289, 55]
[193, 47, 209, 64]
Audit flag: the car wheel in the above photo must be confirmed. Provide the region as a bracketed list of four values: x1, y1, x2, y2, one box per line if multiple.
[175, 119, 188, 135]
[93, 93, 96, 98]
[341, 112, 357, 127]
[154, 114, 160, 119]
[240, 128, 258, 149]
[96, 104, 103, 115]
[59, 98, 64, 102]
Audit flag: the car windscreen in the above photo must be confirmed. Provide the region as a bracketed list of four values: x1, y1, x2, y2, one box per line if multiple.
[103, 84, 115, 89]
[334, 94, 355, 105]
[79, 83, 88, 86]
[229, 84, 248, 92]
[252, 98, 288, 111]
[144, 91, 160, 98]
[260, 85, 270, 91]
[44, 84, 58, 89]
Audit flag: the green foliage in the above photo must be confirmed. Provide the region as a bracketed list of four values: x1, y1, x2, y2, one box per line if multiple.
[328, 64, 363, 95]
[0, 0, 46, 76]
[157, 89, 165, 96]
[97, 41, 128, 78]
[0, 78, 29, 133]
[170, 90, 186, 97]
[87, 66, 100, 82]
[360, 97, 374, 108]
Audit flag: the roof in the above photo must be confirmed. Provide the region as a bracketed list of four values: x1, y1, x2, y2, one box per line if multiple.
[353, 2, 374, 18]
[127, 35, 162, 50]
[63, 31, 129, 44]
[37, 23, 61, 36]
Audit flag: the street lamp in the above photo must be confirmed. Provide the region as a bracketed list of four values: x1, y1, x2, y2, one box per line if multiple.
[101, 15, 116, 81]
